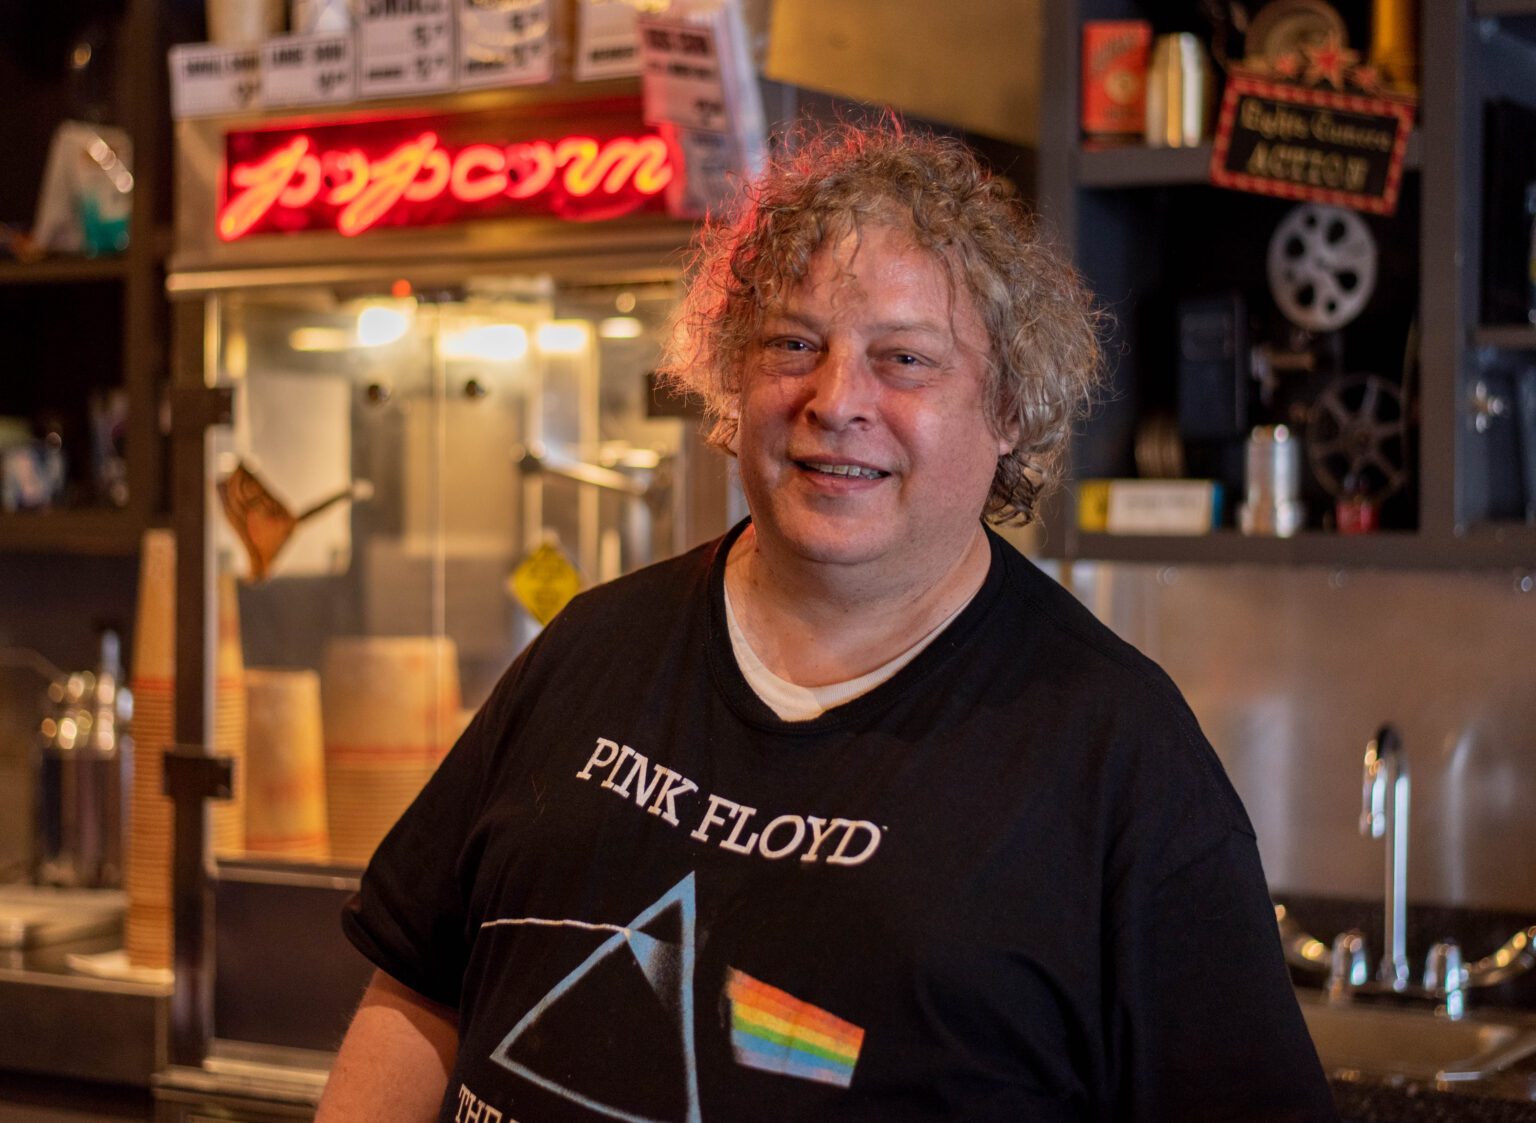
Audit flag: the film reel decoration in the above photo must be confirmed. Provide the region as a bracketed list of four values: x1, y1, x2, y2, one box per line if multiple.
[1266, 204, 1378, 333]
[1305, 373, 1409, 500]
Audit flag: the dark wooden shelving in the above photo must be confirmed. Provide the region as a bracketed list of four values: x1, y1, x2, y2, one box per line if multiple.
[1474, 1, 1536, 46]
[1037, 1, 1532, 569]
[1076, 143, 1213, 188]
[1077, 132, 1423, 191]
[0, 256, 130, 287]
[1474, 0, 1536, 16]
[0, 508, 153, 556]
[1473, 324, 1536, 351]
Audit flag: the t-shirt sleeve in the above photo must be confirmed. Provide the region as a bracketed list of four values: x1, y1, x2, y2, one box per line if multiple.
[1109, 828, 1340, 1122]
[340, 641, 538, 1010]
[1099, 688, 1339, 1122]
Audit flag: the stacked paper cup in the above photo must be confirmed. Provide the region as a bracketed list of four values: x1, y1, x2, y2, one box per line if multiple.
[321, 637, 461, 865]
[126, 530, 176, 970]
[124, 532, 248, 970]
[244, 668, 329, 859]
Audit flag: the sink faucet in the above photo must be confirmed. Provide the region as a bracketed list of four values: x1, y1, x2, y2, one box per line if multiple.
[1361, 724, 1410, 990]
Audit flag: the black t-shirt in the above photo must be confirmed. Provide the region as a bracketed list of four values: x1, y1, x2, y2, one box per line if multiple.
[343, 522, 1338, 1122]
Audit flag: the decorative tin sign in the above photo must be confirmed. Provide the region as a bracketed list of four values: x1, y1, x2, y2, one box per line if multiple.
[1209, 35, 1415, 216]
[218, 109, 674, 240]
[1081, 20, 1151, 138]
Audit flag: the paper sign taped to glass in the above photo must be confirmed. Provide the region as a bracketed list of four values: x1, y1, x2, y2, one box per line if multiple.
[214, 372, 358, 581]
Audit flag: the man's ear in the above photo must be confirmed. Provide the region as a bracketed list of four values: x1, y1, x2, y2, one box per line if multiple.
[993, 400, 1021, 458]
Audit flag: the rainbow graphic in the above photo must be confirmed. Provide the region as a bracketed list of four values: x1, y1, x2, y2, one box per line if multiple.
[725, 969, 865, 1089]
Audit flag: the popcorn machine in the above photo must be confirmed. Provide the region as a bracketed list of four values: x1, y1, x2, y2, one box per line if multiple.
[153, 83, 732, 1118]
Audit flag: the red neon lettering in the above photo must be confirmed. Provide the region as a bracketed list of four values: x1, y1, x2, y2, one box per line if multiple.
[593, 136, 671, 195]
[323, 149, 369, 205]
[505, 141, 556, 200]
[450, 144, 508, 203]
[339, 132, 437, 237]
[279, 153, 322, 209]
[404, 147, 450, 202]
[220, 130, 672, 239]
[220, 137, 310, 241]
[555, 136, 602, 195]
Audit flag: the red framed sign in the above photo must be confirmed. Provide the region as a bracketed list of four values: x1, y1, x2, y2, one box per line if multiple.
[1209, 69, 1415, 216]
[219, 108, 675, 241]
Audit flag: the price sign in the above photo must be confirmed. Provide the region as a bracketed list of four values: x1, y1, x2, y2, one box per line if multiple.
[262, 33, 356, 107]
[169, 43, 263, 119]
[357, 0, 453, 99]
[575, 0, 641, 81]
[456, 0, 553, 90]
[637, 15, 727, 133]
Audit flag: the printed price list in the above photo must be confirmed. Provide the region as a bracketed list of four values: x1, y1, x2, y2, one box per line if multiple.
[358, 0, 453, 98]
[169, 43, 262, 118]
[262, 34, 356, 107]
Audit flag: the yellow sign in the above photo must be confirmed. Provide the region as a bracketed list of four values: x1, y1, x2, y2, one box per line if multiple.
[508, 543, 582, 625]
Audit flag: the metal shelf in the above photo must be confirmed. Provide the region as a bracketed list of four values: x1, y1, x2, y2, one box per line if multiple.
[1054, 527, 1536, 570]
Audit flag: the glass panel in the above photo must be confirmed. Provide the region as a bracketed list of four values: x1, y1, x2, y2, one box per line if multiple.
[204, 273, 686, 868]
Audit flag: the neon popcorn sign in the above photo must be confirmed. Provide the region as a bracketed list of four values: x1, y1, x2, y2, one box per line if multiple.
[219, 114, 674, 240]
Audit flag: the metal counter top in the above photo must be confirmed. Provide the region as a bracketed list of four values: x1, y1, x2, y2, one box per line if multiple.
[0, 931, 171, 1087]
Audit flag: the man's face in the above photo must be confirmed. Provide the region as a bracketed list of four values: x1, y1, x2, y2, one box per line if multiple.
[735, 221, 1011, 580]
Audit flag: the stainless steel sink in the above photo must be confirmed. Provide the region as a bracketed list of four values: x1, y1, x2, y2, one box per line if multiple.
[1299, 992, 1536, 1082]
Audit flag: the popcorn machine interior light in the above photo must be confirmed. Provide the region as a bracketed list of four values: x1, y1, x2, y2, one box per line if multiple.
[218, 112, 675, 241]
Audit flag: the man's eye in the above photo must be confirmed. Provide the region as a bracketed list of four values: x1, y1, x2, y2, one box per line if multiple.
[767, 337, 812, 352]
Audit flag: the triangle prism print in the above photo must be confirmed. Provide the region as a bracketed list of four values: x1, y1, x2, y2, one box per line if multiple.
[487, 874, 702, 1123]
[483, 872, 868, 1118]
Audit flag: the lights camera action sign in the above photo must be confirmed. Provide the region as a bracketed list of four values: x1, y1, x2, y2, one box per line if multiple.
[1209, 34, 1415, 216]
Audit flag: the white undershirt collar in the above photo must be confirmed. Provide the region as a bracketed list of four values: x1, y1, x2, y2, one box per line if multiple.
[723, 583, 975, 722]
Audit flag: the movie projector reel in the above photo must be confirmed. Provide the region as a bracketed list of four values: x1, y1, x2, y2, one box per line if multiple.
[1264, 203, 1409, 505]
[1265, 202, 1376, 335]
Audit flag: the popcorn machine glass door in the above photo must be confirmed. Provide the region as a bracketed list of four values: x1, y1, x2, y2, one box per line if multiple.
[200, 272, 705, 871]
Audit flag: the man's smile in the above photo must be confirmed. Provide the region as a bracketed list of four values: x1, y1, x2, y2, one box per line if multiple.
[795, 460, 891, 480]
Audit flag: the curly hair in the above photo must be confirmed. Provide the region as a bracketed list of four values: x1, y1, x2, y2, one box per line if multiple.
[658, 121, 1105, 525]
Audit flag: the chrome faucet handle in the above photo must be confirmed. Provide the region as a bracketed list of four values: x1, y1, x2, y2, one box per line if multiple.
[1425, 939, 1467, 1019]
[1328, 929, 1370, 1004]
[1274, 904, 1329, 976]
[1466, 925, 1536, 989]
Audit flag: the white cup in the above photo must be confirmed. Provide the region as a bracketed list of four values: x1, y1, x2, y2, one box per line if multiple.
[207, 0, 284, 45]
[291, 0, 354, 34]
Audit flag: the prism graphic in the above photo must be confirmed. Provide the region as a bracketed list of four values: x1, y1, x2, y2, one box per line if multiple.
[488, 873, 701, 1123]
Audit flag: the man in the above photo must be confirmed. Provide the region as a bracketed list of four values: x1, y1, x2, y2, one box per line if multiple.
[319, 125, 1337, 1121]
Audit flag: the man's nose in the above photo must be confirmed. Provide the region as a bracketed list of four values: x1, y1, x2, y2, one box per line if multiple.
[804, 347, 873, 430]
